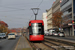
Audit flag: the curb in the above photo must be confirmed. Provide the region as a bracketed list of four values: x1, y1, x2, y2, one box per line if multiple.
[24, 36, 33, 50]
[14, 36, 21, 50]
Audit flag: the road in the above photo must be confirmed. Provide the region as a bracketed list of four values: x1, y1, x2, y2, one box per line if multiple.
[0, 36, 20, 50]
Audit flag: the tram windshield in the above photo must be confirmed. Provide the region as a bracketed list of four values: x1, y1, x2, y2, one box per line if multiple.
[31, 23, 44, 35]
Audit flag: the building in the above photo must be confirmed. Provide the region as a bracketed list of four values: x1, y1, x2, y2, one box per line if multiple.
[49, 0, 61, 30]
[46, 8, 53, 30]
[42, 13, 47, 31]
[0, 21, 8, 27]
[60, 0, 72, 36]
[52, 0, 61, 14]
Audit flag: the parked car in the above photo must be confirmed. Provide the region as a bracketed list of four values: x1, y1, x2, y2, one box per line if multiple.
[44, 31, 49, 36]
[15, 33, 18, 37]
[49, 30, 55, 36]
[0, 33, 6, 39]
[58, 32, 65, 37]
[52, 31, 58, 36]
[8, 33, 16, 39]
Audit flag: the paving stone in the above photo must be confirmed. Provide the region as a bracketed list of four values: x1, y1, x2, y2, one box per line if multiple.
[15, 36, 31, 50]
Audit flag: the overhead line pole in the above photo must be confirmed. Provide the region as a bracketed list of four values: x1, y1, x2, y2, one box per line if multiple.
[31, 8, 39, 20]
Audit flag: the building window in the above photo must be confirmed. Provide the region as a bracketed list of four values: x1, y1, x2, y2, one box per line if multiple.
[67, 8, 72, 12]
[61, 0, 69, 7]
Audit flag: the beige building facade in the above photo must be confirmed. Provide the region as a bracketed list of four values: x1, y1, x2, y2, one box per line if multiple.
[46, 8, 53, 30]
[52, 0, 60, 14]
[42, 13, 47, 31]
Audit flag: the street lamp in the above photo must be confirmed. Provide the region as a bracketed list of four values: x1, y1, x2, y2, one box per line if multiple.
[31, 8, 39, 20]
[72, 0, 75, 36]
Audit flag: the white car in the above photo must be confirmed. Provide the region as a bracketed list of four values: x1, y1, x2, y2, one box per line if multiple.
[52, 31, 58, 36]
[58, 32, 65, 37]
[49, 30, 55, 36]
[8, 33, 16, 39]
[44, 31, 49, 36]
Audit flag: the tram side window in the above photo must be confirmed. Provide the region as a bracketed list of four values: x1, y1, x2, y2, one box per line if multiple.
[29, 26, 32, 35]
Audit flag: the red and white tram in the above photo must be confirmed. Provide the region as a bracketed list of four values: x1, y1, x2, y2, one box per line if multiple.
[26, 20, 44, 41]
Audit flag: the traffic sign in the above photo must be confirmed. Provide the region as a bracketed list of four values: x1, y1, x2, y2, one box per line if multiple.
[68, 23, 72, 25]
[68, 23, 75, 25]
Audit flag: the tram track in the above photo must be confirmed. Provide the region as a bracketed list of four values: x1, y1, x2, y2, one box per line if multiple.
[25, 35, 75, 50]
[25, 36, 56, 50]
[29, 39, 75, 50]
[30, 41, 56, 50]
[44, 38, 75, 50]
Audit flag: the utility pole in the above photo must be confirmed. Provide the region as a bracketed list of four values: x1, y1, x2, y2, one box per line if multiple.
[31, 8, 39, 20]
[72, 0, 75, 36]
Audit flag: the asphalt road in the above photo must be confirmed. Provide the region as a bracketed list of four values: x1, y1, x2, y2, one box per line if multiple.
[0, 36, 20, 50]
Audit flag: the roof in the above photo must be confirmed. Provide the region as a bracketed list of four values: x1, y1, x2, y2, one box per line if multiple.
[29, 20, 44, 26]
[0, 21, 8, 27]
[10, 30, 16, 32]
[29, 20, 43, 23]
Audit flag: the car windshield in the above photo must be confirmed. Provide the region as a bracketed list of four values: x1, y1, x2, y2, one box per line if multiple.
[0, 34, 3, 36]
[8, 33, 15, 35]
[0, 33, 6, 36]
[2, 34, 6, 35]
[53, 31, 57, 33]
[58, 32, 64, 34]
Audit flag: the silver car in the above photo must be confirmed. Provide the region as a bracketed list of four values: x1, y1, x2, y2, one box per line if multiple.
[58, 32, 65, 37]
[0, 33, 6, 39]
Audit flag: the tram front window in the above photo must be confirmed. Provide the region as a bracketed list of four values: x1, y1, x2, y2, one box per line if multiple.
[31, 23, 43, 35]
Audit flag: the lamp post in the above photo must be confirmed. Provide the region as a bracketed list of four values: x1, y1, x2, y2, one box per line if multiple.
[72, 0, 75, 36]
[31, 8, 39, 20]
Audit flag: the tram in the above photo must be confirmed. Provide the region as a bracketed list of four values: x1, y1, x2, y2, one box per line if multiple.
[26, 20, 44, 41]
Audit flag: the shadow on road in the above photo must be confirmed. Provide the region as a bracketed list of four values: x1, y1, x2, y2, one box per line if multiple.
[0, 46, 3, 50]
[31, 41, 43, 43]
[8, 38, 16, 40]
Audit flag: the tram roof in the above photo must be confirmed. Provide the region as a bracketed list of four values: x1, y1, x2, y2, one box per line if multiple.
[29, 20, 43, 23]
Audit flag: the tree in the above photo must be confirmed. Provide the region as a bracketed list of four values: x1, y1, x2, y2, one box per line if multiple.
[0, 24, 8, 33]
[51, 11, 63, 28]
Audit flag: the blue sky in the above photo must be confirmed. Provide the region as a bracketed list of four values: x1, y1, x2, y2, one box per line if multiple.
[0, 0, 55, 28]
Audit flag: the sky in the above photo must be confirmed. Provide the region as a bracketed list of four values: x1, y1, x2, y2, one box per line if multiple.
[0, 0, 55, 28]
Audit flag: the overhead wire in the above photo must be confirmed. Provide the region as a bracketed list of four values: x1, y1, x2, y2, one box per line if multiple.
[0, 6, 25, 12]
[0, 0, 44, 27]
[37, 0, 44, 7]
[28, 0, 44, 20]
[0, 6, 25, 10]
[26, 0, 44, 26]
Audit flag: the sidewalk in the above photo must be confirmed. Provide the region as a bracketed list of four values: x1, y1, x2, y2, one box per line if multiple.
[15, 36, 31, 50]
[65, 36, 75, 39]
